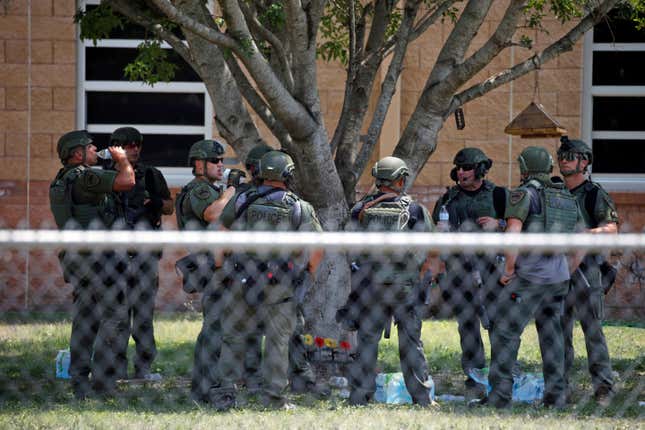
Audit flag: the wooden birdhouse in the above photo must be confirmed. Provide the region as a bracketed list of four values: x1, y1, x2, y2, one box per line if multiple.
[504, 102, 566, 138]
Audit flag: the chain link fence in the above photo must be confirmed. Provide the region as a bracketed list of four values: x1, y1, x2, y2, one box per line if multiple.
[0, 231, 643, 415]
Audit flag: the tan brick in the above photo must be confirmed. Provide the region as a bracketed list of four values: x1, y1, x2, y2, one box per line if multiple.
[32, 64, 75, 87]
[29, 157, 60, 180]
[6, 87, 28, 110]
[403, 45, 420, 69]
[30, 134, 53, 158]
[0, 41, 5, 63]
[0, 17, 28, 39]
[325, 89, 345, 118]
[5, 133, 28, 157]
[54, 0, 75, 17]
[0, 132, 5, 156]
[556, 91, 580, 117]
[31, 110, 74, 133]
[0, 158, 28, 180]
[401, 68, 429, 92]
[5, 40, 28, 64]
[540, 68, 581, 93]
[32, 87, 53, 110]
[316, 62, 346, 91]
[400, 90, 420, 117]
[486, 0, 512, 22]
[33, 0, 54, 16]
[0, 64, 28, 86]
[32, 17, 75, 41]
[32, 41, 53, 64]
[53, 87, 74, 111]
[417, 161, 442, 186]
[557, 43, 583, 69]
[0, 87, 5, 109]
[53, 40, 75, 64]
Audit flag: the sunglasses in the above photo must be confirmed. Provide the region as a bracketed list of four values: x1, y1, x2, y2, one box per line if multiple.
[123, 142, 142, 149]
[557, 152, 579, 162]
[206, 157, 224, 164]
[457, 163, 476, 171]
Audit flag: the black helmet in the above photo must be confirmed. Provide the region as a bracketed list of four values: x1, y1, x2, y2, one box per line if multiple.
[57, 130, 93, 164]
[110, 127, 143, 146]
[558, 136, 593, 164]
[451, 147, 492, 180]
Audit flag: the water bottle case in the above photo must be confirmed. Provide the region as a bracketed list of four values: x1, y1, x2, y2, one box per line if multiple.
[55, 349, 71, 379]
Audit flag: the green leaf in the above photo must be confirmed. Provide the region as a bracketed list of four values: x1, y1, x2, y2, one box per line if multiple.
[123, 40, 178, 86]
[74, 4, 123, 46]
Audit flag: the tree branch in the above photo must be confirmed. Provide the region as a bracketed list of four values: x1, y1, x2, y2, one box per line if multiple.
[451, 0, 621, 114]
[238, 1, 294, 93]
[409, 0, 459, 42]
[149, 0, 318, 139]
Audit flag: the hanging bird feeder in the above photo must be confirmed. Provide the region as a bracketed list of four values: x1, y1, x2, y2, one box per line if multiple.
[504, 101, 567, 138]
[504, 69, 566, 138]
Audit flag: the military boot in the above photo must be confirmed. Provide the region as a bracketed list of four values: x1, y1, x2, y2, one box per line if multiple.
[209, 387, 237, 412]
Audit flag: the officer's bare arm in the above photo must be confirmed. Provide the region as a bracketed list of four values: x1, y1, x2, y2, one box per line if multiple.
[203, 187, 236, 224]
[588, 222, 617, 235]
[109, 146, 135, 191]
[500, 218, 523, 285]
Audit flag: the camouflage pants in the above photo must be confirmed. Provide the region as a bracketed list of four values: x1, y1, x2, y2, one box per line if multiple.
[348, 300, 430, 405]
[217, 280, 297, 404]
[64, 251, 129, 395]
[562, 271, 614, 396]
[442, 255, 500, 377]
[489, 277, 568, 408]
[191, 282, 223, 402]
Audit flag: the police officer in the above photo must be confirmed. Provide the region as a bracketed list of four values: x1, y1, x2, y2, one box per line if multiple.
[479, 146, 582, 409]
[214, 150, 323, 410]
[557, 137, 617, 405]
[109, 127, 173, 380]
[343, 156, 434, 406]
[220, 144, 328, 397]
[175, 139, 235, 403]
[49, 130, 135, 399]
[431, 148, 507, 394]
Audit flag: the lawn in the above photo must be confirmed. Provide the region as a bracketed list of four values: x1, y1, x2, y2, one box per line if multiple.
[0, 312, 643, 429]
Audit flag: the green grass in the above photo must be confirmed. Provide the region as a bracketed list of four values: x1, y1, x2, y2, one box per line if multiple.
[0, 312, 643, 429]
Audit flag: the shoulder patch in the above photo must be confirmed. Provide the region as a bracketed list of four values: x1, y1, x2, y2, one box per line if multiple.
[195, 187, 213, 200]
[84, 170, 101, 188]
[509, 189, 526, 205]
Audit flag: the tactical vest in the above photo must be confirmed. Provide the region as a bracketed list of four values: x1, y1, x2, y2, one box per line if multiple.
[175, 179, 219, 230]
[242, 189, 302, 231]
[121, 164, 148, 228]
[357, 194, 425, 284]
[442, 181, 500, 231]
[523, 179, 579, 233]
[49, 165, 116, 229]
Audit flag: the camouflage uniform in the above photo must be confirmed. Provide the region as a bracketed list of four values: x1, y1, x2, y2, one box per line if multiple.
[215, 151, 322, 409]
[176, 139, 228, 403]
[487, 147, 582, 409]
[344, 157, 433, 406]
[558, 138, 617, 400]
[110, 127, 172, 379]
[49, 130, 130, 399]
[431, 148, 507, 385]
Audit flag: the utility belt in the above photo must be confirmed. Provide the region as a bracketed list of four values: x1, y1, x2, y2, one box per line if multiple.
[230, 255, 300, 307]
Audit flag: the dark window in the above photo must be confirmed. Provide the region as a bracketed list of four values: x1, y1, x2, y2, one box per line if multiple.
[87, 92, 205, 125]
[85, 5, 185, 40]
[92, 133, 204, 167]
[593, 14, 645, 43]
[85, 47, 200, 82]
[592, 139, 645, 173]
[592, 97, 645, 131]
[593, 52, 645, 86]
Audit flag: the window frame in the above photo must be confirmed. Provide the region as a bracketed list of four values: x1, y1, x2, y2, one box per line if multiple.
[76, 0, 212, 187]
[582, 31, 645, 191]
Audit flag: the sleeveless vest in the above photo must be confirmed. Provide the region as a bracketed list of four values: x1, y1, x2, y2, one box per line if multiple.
[523, 179, 579, 233]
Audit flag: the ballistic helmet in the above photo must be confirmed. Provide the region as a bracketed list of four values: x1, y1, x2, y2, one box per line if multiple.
[451, 147, 493, 180]
[518, 146, 553, 175]
[57, 130, 93, 163]
[258, 150, 295, 182]
[245, 144, 273, 177]
[110, 127, 143, 146]
[371, 156, 409, 183]
[188, 139, 225, 165]
[557, 136, 593, 164]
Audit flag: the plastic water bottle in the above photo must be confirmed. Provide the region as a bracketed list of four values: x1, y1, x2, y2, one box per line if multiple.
[55, 349, 71, 379]
[438, 205, 450, 232]
[97, 148, 111, 160]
